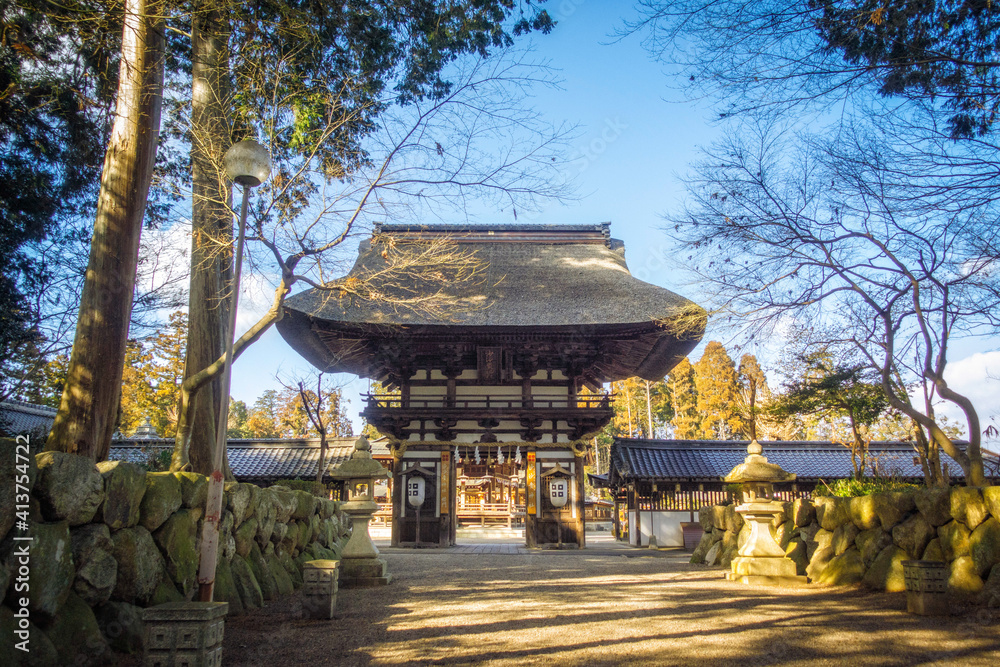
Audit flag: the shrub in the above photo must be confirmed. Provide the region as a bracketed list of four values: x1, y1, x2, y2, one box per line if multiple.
[813, 477, 918, 497]
[273, 478, 328, 497]
[138, 447, 172, 472]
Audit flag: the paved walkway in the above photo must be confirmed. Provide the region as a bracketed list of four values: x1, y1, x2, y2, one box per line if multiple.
[377, 533, 646, 556]
[218, 541, 1000, 666]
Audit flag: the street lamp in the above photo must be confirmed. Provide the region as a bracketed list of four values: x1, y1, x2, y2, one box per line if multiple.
[198, 139, 271, 602]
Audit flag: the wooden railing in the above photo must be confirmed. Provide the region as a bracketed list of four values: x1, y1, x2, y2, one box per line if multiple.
[364, 394, 612, 410]
[457, 503, 525, 527]
[373, 503, 393, 524]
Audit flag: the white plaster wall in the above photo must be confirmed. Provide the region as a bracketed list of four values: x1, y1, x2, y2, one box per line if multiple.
[531, 386, 570, 396]
[630, 511, 689, 547]
[427, 369, 480, 380]
[652, 511, 687, 547]
[628, 511, 639, 546]
[411, 386, 447, 397]
[456, 386, 522, 398]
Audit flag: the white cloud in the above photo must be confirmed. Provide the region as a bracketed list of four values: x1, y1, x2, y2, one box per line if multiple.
[937, 350, 1000, 442]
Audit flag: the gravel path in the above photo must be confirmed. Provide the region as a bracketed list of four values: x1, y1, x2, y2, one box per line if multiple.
[220, 538, 999, 667]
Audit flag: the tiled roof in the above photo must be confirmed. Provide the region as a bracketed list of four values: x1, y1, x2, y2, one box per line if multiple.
[609, 438, 999, 484]
[0, 400, 57, 439]
[108, 437, 359, 482]
[370, 437, 393, 458]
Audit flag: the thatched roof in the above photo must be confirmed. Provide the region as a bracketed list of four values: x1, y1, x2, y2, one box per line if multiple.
[278, 224, 705, 381]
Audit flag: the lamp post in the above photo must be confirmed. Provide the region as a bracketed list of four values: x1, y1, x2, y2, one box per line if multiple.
[197, 139, 271, 602]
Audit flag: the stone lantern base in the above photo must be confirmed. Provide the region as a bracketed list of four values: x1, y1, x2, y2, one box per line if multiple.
[726, 555, 808, 587]
[725, 499, 808, 587]
[340, 556, 392, 588]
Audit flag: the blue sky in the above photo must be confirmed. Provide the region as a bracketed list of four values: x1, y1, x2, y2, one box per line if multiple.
[217, 2, 1000, 439]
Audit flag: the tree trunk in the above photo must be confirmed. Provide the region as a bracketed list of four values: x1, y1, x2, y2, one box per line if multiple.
[316, 429, 327, 484]
[847, 412, 866, 481]
[181, 2, 234, 475]
[46, 0, 164, 459]
[172, 285, 286, 472]
[644, 380, 653, 439]
[929, 375, 985, 486]
[624, 383, 633, 436]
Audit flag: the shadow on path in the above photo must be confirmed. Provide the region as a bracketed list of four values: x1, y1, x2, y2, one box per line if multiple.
[220, 546, 1000, 666]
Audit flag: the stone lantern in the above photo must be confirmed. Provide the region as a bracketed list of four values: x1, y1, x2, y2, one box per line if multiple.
[329, 436, 392, 587]
[723, 440, 807, 586]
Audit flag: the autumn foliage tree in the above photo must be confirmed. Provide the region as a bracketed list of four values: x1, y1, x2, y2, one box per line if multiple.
[733, 354, 771, 440]
[116, 311, 187, 436]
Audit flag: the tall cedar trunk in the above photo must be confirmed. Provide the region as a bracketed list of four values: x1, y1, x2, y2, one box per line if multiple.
[46, 0, 164, 459]
[176, 3, 234, 476]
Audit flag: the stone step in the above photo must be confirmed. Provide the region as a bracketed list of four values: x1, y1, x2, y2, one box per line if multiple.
[457, 527, 525, 539]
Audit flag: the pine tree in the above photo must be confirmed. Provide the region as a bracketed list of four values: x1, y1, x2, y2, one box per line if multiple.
[769, 353, 890, 479]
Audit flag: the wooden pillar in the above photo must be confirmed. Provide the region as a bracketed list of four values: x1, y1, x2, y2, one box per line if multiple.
[611, 493, 622, 540]
[390, 459, 404, 547]
[632, 484, 640, 546]
[575, 455, 586, 548]
[445, 373, 457, 407]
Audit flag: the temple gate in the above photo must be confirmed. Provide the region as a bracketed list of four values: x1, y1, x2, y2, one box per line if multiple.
[277, 223, 704, 548]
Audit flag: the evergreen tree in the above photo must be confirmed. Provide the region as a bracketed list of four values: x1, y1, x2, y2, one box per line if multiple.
[0, 0, 111, 369]
[145, 311, 187, 437]
[46, 0, 165, 460]
[735, 353, 771, 440]
[118, 340, 158, 436]
[227, 399, 250, 438]
[608, 378, 672, 438]
[694, 341, 741, 439]
[246, 390, 281, 438]
[667, 358, 699, 439]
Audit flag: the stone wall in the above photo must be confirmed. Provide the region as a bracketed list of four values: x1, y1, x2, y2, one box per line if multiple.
[691, 486, 1000, 602]
[0, 447, 350, 665]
